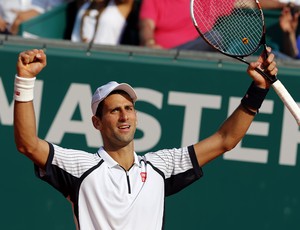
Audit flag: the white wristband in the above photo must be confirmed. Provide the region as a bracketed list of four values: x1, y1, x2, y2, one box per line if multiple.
[14, 75, 36, 102]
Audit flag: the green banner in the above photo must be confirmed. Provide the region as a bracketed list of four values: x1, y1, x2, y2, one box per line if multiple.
[1, 37, 300, 230]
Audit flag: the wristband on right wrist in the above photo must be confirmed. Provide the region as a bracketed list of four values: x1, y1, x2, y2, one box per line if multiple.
[241, 81, 269, 113]
[14, 75, 36, 102]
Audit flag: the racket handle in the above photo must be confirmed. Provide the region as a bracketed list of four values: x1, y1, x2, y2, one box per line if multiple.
[272, 80, 300, 126]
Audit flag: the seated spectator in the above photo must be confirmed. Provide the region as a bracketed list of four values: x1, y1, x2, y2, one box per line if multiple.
[0, 0, 71, 35]
[0, 0, 37, 35]
[71, 0, 135, 45]
[138, 0, 286, 51]
[138, 0, 215, 51]
[279, 3, 300, 59]
[259, 0, 286, 9]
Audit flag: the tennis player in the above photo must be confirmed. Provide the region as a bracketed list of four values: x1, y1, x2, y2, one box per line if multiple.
[13, 48, 277, 229]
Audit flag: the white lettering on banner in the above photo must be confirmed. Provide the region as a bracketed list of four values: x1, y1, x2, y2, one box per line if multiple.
[45, 83, 101, 147]
[134, 88, 162, 152]
[33, 80, 43, 131]
[1, 78, 299, 166]
[0, 77, 14, 125]
[279, 104, 300, 166]
[0, 77, 43, 131]
[224, 97, 274, 164]
[168, 92, 221, 146]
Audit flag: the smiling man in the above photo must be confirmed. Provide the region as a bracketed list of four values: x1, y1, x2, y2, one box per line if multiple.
[13, 48, 277, 229]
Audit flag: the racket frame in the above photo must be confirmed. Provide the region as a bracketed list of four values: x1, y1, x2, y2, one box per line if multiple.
[190, 0, 276, 83]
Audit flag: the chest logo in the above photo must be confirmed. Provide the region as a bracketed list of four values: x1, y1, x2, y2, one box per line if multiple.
[140, 172, 147, 182]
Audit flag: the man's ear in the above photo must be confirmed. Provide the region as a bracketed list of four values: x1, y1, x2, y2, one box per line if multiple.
[135, 111, 138, 126]
[92, 115, 102, 130]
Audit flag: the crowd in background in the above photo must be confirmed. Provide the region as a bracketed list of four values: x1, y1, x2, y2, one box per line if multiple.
[0, 0, 299, 60]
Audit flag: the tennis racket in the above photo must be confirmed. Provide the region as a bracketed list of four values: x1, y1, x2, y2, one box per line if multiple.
[190, 0, 300, 125]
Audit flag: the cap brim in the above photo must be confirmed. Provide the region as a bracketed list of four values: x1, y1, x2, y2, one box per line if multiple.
[92, 83, 137, 115]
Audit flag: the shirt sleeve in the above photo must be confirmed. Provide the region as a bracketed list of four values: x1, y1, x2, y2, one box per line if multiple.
[34, 142, 101, 200]
[145, 145, 203, 196]
[139, 0, 158, 21]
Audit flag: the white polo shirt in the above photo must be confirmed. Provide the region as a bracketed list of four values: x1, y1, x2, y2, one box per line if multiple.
[35, 143, 203, 230]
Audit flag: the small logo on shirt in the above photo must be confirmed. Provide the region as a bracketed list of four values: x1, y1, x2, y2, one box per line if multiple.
[140, 172, 147, 182]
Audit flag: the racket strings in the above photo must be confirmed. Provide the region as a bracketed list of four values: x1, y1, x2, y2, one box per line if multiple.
[217, 8, 262, 55]
[192, 0, 264, 56]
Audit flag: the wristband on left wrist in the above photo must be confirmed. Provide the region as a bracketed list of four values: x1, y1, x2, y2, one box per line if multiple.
[241, 81, 269, 114]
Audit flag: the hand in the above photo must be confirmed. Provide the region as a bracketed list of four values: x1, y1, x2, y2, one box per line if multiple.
[146, 43, 163, 49]
[10, 9, 40, 35]
[0, 16, 8, 32]
[247, 47, 278, 89]
[279, 6, 299, 34]
[17, 49, 47, 78]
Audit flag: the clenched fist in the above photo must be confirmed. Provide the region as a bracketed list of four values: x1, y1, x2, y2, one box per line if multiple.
[17, 49, 47, 78]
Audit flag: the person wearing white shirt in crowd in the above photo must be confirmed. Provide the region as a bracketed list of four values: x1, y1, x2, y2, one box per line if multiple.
[71, 0, 134, 45]
[0, 0, 71, 35]
[0, 0, 35, 34]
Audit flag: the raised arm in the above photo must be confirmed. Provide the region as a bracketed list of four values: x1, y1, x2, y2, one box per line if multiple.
[279, 6, 300, 58]
[194, 49, 278, 166]
[14, 49, 49, 169]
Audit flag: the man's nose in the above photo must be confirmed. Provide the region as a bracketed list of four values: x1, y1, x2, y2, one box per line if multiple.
[119, 110, 128, 121]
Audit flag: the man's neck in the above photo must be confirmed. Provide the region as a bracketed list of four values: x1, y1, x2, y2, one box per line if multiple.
[105, 144, 135, 171]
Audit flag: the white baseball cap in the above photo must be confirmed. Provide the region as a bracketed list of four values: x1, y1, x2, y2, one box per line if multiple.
[91, 81, 137, 115]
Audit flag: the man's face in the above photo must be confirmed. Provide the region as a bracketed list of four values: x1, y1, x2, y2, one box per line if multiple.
[97, 92, 137, 149]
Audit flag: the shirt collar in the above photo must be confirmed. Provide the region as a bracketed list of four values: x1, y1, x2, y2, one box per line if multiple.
[97, 147, 140, 168]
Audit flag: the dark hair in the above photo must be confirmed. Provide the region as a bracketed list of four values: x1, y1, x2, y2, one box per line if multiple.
[95, 90, 133, 118]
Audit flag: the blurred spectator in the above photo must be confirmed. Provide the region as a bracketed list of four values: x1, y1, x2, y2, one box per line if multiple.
[0, 0, 71, 35]
[260, 0, 286, 9]
[138, 0, 215, 51]
[279, 3, 300, 59]
[0, 0, 37, 35]
[138, 0, 286, 51]
[71, 0, 136, 45]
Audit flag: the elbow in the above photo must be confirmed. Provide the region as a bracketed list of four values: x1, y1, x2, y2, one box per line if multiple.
[14, 138, 38, 156]
[222, 141, 238, 153]
[15, 142, 31, 155]
[219, 132, 241, 153]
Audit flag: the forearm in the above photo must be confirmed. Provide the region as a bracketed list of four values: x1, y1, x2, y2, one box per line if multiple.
[221, 82, 270, 148]
[14, 94, 49, 168]
[236, 0, 284, 9]
[139, 19, 156, 47]
[10, 9, 40, 35]
[194, 104, 255, 166]
[195, 82, 269, 166]
[260, 0, 285, 9]
[282, 32, 299, 58]
[14, 101, 39, 153]
[218, 104, 255, 150]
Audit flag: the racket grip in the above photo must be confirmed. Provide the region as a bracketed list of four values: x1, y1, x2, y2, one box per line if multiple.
[272, 80, 300, 126]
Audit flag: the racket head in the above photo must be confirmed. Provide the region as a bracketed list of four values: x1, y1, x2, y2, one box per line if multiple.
[190, 0, 266, 58]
